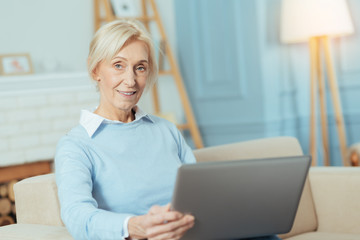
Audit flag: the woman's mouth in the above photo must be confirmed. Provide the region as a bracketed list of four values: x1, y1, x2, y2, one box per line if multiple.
[117, 90, 136, 96]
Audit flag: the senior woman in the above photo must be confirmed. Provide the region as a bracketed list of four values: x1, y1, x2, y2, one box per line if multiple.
[55, 20, 281, 240]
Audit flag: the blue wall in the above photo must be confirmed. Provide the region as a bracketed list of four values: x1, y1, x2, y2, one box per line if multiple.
[175, 0, 360, 166]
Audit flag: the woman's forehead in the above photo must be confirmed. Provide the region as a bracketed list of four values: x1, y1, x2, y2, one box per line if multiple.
[113, 40, 149, 60]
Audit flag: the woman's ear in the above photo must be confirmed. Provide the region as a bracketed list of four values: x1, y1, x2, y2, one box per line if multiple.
[92, 68, 100, 82]
[88, 57, 100, 81]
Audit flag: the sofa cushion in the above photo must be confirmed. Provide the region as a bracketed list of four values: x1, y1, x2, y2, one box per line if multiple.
[309, 167, 360, 233]
[0, 224, 72, 240]
[14, 174, 63, 226]
[285, 232, 360, 240]
[193, 137, 318, 239]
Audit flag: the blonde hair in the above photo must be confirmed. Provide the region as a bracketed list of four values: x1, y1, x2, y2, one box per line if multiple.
[88, 20, 158, 89]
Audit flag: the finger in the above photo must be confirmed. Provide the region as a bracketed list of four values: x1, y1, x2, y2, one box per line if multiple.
[164, 203, 171, 212]
[149, 220, 195, 240]
[149, 211, 187, 226]
[146, 215, 194, 238]
[149, 203, 171, 215]
[149, 205, 162, 215]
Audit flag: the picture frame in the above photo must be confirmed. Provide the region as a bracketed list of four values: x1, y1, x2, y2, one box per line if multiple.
[0, 53, 34, 76]
[110, 0, 139, 17]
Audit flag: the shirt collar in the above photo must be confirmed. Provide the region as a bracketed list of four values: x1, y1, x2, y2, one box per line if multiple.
[79, 106, 153, 138]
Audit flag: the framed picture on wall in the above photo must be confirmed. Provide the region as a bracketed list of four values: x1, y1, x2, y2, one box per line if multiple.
[0, 54, 34, 76]
[110, 0, 139, 17]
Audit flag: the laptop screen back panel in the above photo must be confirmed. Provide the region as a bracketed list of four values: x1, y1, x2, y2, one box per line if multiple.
[171, 156, 311, 240]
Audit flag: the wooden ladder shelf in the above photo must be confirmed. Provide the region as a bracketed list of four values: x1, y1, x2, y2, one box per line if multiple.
[94, 0, 204, 148]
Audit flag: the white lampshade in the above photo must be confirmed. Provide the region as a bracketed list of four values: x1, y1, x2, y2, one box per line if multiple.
[281, 0, 355, 43]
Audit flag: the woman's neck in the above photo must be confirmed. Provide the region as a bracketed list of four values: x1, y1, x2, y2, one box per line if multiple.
[94, 105, 135, 123]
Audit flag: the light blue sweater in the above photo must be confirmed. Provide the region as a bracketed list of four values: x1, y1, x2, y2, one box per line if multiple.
[55, 110, 196, 240]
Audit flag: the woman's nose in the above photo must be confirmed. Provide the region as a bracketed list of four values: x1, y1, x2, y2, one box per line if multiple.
[123, 68, 136, 87]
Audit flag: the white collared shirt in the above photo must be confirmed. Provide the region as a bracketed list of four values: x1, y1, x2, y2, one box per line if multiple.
[80, 106, 149, 138]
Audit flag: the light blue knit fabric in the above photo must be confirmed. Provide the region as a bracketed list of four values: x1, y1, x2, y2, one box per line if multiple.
[55, 112, 196, 240]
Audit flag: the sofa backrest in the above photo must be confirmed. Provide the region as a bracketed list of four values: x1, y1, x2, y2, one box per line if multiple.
[193, 136, 318, 239]
[14, 137, 317, 238]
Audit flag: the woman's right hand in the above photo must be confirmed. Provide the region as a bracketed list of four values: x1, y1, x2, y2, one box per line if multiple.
[128, 204, 195, 240]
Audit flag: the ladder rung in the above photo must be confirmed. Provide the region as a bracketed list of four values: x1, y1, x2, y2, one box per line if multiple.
[99, 17, 114, 21]
[99, 16, 156, 22]
[176, 123, 190, 130]
[159, 70, 172, 75]
[117, 16, 156, 22]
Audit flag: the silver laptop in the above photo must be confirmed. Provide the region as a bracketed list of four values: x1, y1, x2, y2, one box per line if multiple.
[171, 155, 311, 240]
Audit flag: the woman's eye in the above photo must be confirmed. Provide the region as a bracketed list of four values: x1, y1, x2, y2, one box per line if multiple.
[136, 66, 146, 72]
[114, 63, 124, 69]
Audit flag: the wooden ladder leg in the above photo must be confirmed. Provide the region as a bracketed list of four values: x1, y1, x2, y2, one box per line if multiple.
[309, 37, 318, 166]
[316, 38, 330, 166]
[140, 0, 161, 115]
[151, 85, 161, 114]
[94, 0, 101, 31]
[148, 0, 204, 148]
[322, 36, 349, 166]
[102, 0, 116, 22]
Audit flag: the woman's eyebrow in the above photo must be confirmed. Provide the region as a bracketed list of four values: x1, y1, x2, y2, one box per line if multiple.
[111, 57, 148, 63]
[138, 60, 149, 64]
[112, 56, 126, 61]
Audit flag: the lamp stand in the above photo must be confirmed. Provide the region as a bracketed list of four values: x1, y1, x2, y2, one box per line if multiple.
[308, 36, 348, 166]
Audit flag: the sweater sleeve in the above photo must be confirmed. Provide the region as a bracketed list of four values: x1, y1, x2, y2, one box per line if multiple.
[55, 137, 133, 240]
[175, 128, 196, 164]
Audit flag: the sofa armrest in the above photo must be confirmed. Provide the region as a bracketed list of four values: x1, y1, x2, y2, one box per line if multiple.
[309, 167, 360, 233]
[14, 173, 63, 226]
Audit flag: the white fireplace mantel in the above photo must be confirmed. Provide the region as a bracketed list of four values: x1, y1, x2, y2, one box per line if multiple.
[0, 72, 95, 96]
[0, 71, 99, 167]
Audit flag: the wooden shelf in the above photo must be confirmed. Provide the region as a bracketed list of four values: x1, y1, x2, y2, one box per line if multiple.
[0, 161, 52, 184]
[159, 70, 172, 75]
[176, 123, 190, 130]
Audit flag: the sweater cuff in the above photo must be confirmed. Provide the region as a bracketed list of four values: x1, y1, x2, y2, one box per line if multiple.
[122, 215, 133, 239]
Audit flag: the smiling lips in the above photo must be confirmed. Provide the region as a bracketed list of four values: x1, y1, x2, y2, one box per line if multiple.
[117, 90, 136, 96]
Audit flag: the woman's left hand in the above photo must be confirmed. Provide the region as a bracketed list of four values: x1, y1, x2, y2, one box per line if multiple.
[127, 203, 195, 240]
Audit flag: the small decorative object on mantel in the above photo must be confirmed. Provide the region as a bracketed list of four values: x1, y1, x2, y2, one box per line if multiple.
[0, 53, 34, 76]
[110, 0, 139, 17]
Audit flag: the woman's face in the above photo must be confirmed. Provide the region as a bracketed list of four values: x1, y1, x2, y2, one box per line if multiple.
[94, 40, 149, 115]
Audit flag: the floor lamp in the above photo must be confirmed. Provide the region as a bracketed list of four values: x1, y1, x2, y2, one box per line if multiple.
[280, 0, 355, 166]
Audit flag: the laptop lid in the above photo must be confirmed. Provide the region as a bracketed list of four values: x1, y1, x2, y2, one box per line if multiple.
[171, 155, 311, 240]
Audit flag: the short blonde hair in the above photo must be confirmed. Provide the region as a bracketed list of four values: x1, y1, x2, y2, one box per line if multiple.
[88, 20, 158, 89]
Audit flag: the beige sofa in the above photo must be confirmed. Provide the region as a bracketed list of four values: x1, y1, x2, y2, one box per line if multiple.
[0, 137, 360, 240]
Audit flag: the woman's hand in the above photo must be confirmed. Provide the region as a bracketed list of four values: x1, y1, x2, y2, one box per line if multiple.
[128, 204, 195, 240]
